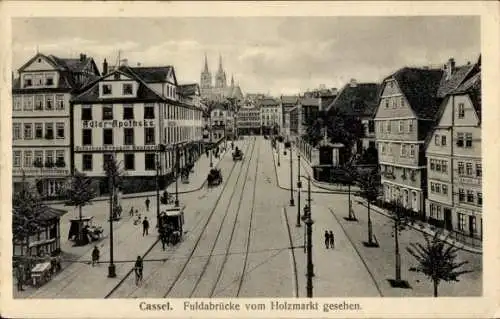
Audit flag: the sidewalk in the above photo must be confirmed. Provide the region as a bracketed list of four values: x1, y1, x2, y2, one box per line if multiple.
[283, 204, 381, 297]
[43, 147, 230, 206]
[352, 195, 482, 254]
[271, 141, 356, 194]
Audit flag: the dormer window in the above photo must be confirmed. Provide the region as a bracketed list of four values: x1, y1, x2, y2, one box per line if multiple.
[102, 84, 112, 95]
[123, 83, 133, 95]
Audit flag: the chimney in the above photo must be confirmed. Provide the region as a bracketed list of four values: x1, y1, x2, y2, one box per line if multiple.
[349, 78, 357, 87]
[79, 53, 86, 61]
[102, 59, 108, 75]
[446, 57, 455, 80]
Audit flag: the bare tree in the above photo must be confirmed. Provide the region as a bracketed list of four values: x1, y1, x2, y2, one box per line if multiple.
[103, 155, 124, 220]
[387, 199, 413, 287]
[407, 230, 473, 297]
[342, 162, 359, 221]
[65, 170, 96, 245]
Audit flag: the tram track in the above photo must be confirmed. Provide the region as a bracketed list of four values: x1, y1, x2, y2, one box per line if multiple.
[162, 138, 257, 298]
[208, 138, 259, 297]
[104, 140, 252, 299]
[179, 138, 257, 298]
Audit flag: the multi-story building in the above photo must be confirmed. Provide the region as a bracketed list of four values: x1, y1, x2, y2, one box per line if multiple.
[12, 53, 100, 197]
[210, 106, 234, 141]
[279, 95, 298, 138]
[258, 97, 280, 135]
[374, 58, 477, 216]
[425, 59, 481, 240]
[289, 97, 320, 139]
[236, 104, 261, 135]
[325, 79, 379, 153]
[71, 63, 204, 195]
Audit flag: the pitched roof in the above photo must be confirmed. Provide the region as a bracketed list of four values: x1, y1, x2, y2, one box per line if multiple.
[391, 67, 444, 119]
[454, 71, 481, 121]
[325, 83, 380, 116]
[259, 98, 279, 106]
[178, 83, 199, 96]
[300, 97, 320, 107]
[73, 70, 167, 104]
[121, 66, 174, 83]
[437, 64, 476, 98]
[280, 95, 299, 105]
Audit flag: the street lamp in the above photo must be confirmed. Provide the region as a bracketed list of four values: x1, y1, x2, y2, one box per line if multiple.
[298, 174, 314, 297]
[277, 140, 281, 167]
[209, 117, 213, 168]
[175, 145, 180, 207]
[289, 144, 295, 207]
[105, 154, 117, 278]
[296, 153, 302, 227]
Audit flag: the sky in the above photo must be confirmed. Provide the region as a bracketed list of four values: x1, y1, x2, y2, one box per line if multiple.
[12, 17, 480, 95]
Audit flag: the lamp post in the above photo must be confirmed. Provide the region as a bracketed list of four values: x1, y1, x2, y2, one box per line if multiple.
[209, 117, 213, 168]
[155, 153, 160, 228]
[289, 144, 295, 207]
[277, 141, 281, 167]
[304, 175, 314, 297]
[175, 145, 180, 207]
[296, 153, 302, 227]
[106, 155, 116, 278]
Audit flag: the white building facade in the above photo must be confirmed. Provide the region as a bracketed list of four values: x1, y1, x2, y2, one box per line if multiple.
[12, 53, 100, 197]
[72, 65, 204, 194]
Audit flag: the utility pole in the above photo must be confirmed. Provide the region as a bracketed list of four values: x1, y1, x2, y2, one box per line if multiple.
[175, 145, 180, 207]
[155, 149, 162, 229]
[296, 153, 302, 227]
[277, 141, 280, 166]
[290, 144, 295, 207]
[209, 116, 213, 168]
[305, 175, 314, 297]
[107, 155, 116, 278]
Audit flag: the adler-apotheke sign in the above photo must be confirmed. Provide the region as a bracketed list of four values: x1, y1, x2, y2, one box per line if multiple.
[82, 120, 155, 129]
[75, 145, 160, 152]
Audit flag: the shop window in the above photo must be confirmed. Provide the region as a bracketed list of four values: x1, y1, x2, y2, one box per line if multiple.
[82, 154, 93, 171]
[145, 153, 156, 170]
[124, 153, 135, 170]
[145, 127, 155, 145]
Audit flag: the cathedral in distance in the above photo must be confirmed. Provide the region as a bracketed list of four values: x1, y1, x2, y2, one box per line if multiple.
[200, 54, 244, 101]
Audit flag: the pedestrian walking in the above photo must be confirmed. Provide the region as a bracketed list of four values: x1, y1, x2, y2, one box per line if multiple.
[91, 245, 100, 266]
[142, 217, 149, 236]
[324, 230, 330, 249]
[329, 230, 335, 249]
[134, 256, 143, 286]
[15, 264, 24, 291]
[145, 198, 150, 211]
[129, 207, 134, 217]
[160, 231, 168, 251]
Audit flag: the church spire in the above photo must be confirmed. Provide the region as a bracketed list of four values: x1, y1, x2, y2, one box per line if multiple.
[203, 53, 209, 73]
[218, 53, 223, 72]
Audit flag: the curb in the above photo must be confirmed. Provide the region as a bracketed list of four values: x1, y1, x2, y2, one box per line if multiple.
[353, 196, 482, 255]
[271, 143, 354, 195]
[44, 152, 230, 206]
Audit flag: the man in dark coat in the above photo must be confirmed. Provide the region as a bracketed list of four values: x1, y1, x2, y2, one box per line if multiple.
[142, 217, 149, 236]
[134, 256, 143, 286]
[324, 230, 330, 249]
[15, 264, 24, 291]
[329, 230, 335, 249]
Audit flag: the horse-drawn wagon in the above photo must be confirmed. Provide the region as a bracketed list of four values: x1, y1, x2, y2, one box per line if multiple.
[159, 204, 185, 245]
[207, 168, 223, 187]
[232, 147, 243, 161]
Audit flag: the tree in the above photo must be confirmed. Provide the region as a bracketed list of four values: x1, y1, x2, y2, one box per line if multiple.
[65, 170, 96, 245]
[103, 155, 124, 220]
[12, 174, 42, 244]
[407, 231, 473, 297]
[357, 168, 381, 247]
[387, 199, 413, 287]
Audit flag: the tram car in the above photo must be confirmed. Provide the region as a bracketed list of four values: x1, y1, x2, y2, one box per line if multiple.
[207, 168, 223, 187]
[158, 204, 185, 245]
[232, 147, 243, 161]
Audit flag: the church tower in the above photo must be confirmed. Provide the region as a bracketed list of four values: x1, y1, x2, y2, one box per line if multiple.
[200, 53, 212, 89]
[215, 54, 227, 89]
